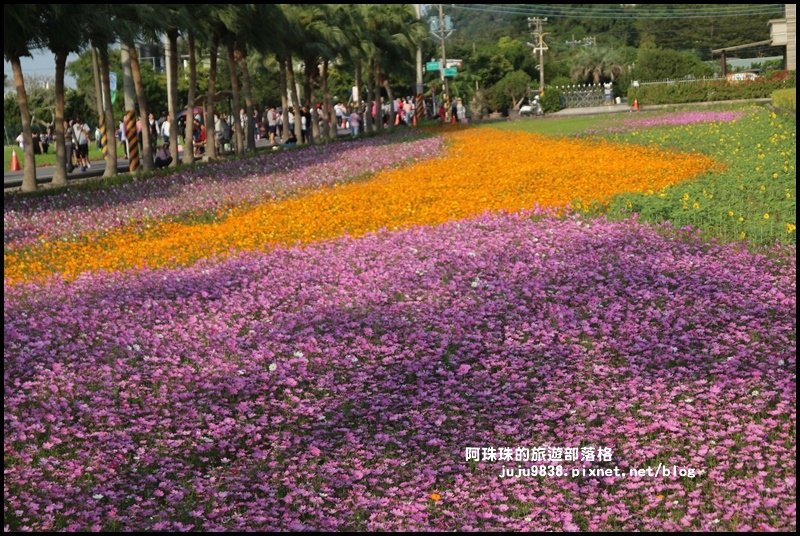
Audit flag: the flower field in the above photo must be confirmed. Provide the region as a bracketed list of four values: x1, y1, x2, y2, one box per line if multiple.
[4, 106, 796, 531]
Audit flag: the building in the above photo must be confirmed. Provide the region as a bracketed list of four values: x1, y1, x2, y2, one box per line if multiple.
[769, 4, 797, 71]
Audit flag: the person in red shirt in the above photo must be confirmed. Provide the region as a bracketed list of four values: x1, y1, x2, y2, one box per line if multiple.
[194, 122, 207, 156]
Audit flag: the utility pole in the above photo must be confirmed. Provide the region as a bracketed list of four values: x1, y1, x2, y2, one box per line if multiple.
[439, 4, 449, 101]
[427, 5, 455, 114]
[414, 4, 424, 96]
[527, 17, 548, 97]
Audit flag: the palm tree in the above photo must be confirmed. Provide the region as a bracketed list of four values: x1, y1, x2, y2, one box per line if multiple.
[37, 5, 87, 186]
[84, 5, 120, 177]
[222, 5, 285, 154]
[4, 4, 42, 192]
[115, 4, 164, 172]
[295, 4, 344, 144]
[278, 5, 308, 143]
[203, 7, 229, 161]
[163, 6, 185, 166]
[178, 5, 218, 164]
[367, 4, 425, 131]
[570, 47, 625, 85]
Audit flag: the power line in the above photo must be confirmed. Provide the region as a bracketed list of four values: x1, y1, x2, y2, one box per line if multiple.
[450, 4, 784, 20]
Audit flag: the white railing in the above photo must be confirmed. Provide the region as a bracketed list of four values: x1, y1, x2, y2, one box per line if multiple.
[632, 76, 723, 86]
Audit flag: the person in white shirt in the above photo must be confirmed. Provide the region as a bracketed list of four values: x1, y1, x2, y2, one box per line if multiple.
[160, 114, 171, 143]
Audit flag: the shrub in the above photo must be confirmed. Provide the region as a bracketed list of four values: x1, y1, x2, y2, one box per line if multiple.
[772, 88, 796, 112]
[540, 88, 563, 113]
[626, 75, 796, 105]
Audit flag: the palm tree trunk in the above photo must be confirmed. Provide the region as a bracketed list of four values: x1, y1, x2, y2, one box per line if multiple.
[128, 41, 154, 171]
[228, 45, 244, 155]
[365, 61, 374, 133]
[11, 57, 37, 192]
[205, 35, 219, 160]
[287, 56, 303, 143]
[183, 33, 197, 165]
[383, 78, 395, 130]
[321, 59, 331, 141]
[99, 45, 118, 178]
[167, 32, 180, 166]
[373, 59, 383, 132]
[91, 46, 108, 162]
[51, 51, 68, 187]
[304, 63, 319, 144]
[91, 47, 104, 123]
[279, 55, 291, 141]
[237, 46, 256, 154]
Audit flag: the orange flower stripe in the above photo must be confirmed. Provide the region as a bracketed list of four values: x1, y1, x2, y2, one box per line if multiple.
[4, 129, 720, 284]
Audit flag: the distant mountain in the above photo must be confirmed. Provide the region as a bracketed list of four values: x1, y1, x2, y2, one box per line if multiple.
[438, 4, 783, 59]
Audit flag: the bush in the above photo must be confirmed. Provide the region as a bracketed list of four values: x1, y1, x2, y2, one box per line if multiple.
[540, 88, 563, 113]
[772, 88, 796, 112]
[626, 74, 796, 105]
[635, 47, 715, 81]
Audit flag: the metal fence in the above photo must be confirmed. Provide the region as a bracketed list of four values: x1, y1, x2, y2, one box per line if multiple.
[547, 84, 607, 108]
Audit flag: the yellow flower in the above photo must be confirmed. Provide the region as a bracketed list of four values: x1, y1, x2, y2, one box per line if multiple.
[728, 211, 734, 217]
[693, 202, 700, 210]
[740, 232, 746, 239]
[764, 213, 770, 220]
[788, 223, 797, 234]
[773, 173, 779, 178]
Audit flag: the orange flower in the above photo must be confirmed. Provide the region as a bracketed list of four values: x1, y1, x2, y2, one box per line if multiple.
[4, 129, 719, 285]
[430, 493, 441, 501]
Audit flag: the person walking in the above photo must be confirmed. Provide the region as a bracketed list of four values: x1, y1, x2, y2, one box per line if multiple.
[72, 117, 91, 171]
[456, 98, 466, 124]
[160, 113, 171, 144]
[348, 107, 361, 137]
[266, 106, 278, 146]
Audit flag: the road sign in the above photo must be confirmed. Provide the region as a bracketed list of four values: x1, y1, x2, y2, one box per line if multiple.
[444, 67, 458, 77]
[426, 61, 441, 71]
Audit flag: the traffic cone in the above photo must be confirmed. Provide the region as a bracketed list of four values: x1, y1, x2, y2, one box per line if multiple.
[11, 148, 21, 171]
[633, 98, 639, 111]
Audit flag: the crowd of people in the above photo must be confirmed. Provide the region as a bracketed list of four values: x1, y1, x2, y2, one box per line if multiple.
[13, 94, 468, 173]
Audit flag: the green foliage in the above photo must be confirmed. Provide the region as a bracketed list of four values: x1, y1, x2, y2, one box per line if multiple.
[570, 47, 625, 84]
[599, 105, 796, 246]
[470, 50, 515, 89]
[549, 76, 573, 88]
[771, 88, 796, 112]
[487, 70, 531, 113]
[634, 47, 715, 81]
[540, 88, 563, 113]
[627, 77, 796, 105]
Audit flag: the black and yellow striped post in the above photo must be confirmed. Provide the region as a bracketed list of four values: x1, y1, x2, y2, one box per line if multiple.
[99, 115, 109, 157]
[125, 110, 140, 172]
[415, 94, 425, 126]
